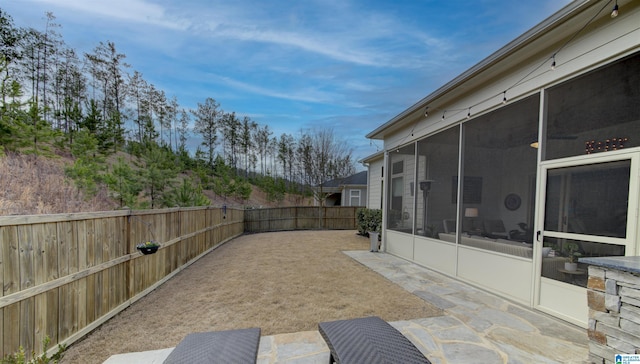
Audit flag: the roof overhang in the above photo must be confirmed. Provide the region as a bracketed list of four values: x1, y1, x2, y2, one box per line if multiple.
[359, 151, 384, 164]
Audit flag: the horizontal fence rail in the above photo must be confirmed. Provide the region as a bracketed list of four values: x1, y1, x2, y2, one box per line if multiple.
[244, 206, 358, 233]
[0, 206, 244, 359]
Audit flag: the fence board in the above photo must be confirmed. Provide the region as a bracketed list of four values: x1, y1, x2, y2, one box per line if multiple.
[56, 221, 74, 342]
[3, 303, 19, 358]
[76, 221, 87, 331]
[2, 226, 18, 357]
[106, 218, 117, 312]
[58, 283, 71, 342]
[33, 226, 45, 353]
[20, 297, 34, 357]
[85, 220, 97, 325]
[34, 290, 57, 354]
[46, 288, 59, 343]
[17, 225, 35, 351]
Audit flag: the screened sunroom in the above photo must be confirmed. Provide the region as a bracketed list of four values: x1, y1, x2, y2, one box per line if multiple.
[366, 0, 640, 326]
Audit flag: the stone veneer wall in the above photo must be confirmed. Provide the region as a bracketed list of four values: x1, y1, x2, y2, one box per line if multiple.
[586, 265, 640, 363]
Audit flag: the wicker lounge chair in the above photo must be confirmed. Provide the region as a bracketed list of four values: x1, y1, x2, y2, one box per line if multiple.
[163, 327, 261, 364]
[318, 316, 431, 364]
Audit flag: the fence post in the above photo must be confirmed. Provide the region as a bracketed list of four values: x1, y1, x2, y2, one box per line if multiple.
[125, 209, 134, 303]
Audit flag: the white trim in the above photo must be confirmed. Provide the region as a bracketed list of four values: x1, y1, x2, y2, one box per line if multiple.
[349, 189, 361, 207]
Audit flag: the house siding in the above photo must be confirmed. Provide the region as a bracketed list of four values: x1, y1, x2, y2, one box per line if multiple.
[366, 158, 384, 209]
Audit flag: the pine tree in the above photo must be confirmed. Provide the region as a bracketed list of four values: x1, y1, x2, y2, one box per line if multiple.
[104, 156, 140, 208]
[165, 178, 210, 207]
[22, 101, 58, 156]
[65, 128, 103, 197]
[138, 142, 177, 208]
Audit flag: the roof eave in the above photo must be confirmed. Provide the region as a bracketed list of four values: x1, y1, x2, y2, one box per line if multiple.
[359, 151, 384, 164]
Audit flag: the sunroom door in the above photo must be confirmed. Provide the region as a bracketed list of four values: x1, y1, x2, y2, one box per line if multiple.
[535, 152, 638, 327]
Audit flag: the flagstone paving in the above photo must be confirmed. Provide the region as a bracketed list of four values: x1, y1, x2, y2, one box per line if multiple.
[105, 251, 589, 363]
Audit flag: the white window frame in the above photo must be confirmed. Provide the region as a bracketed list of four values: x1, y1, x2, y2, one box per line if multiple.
[350, 189, 361, 206]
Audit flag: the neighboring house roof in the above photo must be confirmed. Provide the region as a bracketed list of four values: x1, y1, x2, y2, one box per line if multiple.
[318, 171, 368, 190]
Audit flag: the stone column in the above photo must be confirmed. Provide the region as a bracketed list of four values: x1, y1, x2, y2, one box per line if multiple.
[581, 256, 640, 364]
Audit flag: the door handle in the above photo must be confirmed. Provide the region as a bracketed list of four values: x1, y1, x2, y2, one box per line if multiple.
[536, 230, 542, 242]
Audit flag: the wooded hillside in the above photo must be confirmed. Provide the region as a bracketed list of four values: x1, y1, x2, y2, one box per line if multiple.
[0, 8, 357, 214]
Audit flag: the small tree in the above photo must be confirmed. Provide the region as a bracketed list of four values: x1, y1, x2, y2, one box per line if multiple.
[65, 128, 103, 197]
[235, 179, 252, 201]
[165, 178, 210, 207]
[137, 142, 177, 208]
[104, 156, 141, 208]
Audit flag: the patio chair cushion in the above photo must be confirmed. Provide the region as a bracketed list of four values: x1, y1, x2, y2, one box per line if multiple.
[163, 327, 261, 364]
[318, 316, 431, 364]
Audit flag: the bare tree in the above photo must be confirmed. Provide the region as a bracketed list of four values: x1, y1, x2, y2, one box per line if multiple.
[220, 111, 241, 171]
[278, 133, 295, 182]
[240, 116, 256, 177]
[41, 12, 61, 124]
[126, 70, 147, 142]
[254, 124, 272, 175]
[166, 95, 178, 151]
[301, 127, 355, 206]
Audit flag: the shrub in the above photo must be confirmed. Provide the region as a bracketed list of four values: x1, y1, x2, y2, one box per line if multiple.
[2, 336, 66, 364]
[356, 208, 382, 236]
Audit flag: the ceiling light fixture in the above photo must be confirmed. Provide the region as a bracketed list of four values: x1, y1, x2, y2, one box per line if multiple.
[424, 107, 429, 117]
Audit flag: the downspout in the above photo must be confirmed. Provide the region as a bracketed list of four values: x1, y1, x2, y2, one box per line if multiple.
[363, 162, 370, 208]
[381, 151, 389, 252]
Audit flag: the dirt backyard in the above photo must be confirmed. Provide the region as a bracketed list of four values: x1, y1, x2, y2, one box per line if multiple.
[61, 230, 443, 363]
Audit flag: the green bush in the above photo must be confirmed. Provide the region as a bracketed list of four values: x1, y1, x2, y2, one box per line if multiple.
[356, 208, 382, 236]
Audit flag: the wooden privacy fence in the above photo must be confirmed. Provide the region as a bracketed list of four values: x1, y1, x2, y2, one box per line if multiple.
[0, 206, 244, 358]
[244, 206, 358, 233]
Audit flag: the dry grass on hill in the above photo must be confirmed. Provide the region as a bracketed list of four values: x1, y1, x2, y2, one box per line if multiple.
[0, 152, 312, 216]
[61, 230, 443, 364]
[0, 153, 116, 215]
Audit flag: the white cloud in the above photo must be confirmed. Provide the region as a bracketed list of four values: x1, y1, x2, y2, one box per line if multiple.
[213, 26, 386, 67]
[183, 1, 452, 69]
[30, 0, 190, 29]
[210, 74, 336, 104]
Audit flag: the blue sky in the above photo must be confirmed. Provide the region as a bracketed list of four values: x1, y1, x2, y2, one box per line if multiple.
[3, 0, 571, 164]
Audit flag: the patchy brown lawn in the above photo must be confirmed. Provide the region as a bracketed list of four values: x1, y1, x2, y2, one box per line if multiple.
[62, 230, 442, 364]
